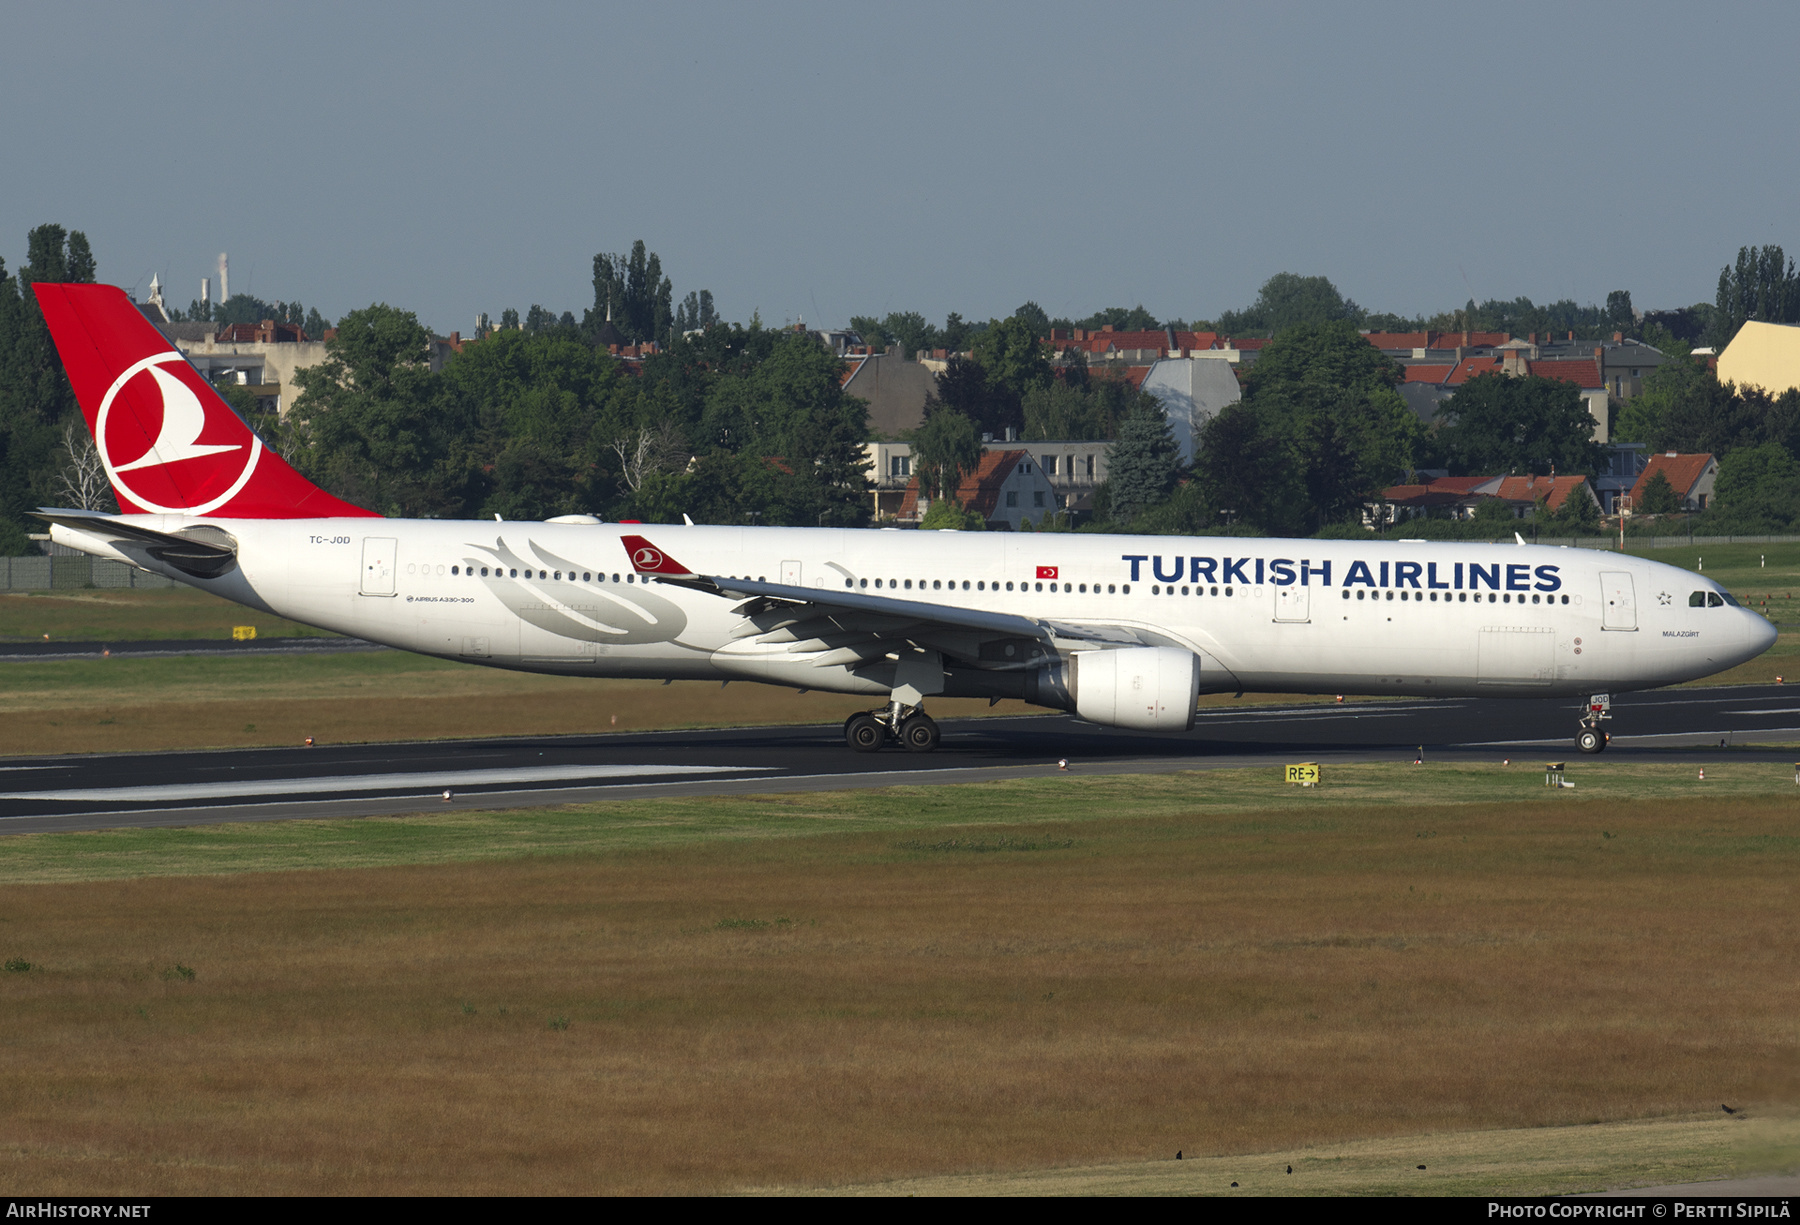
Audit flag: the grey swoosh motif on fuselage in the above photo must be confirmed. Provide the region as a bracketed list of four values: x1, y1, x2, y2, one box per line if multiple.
[466, 537, 690, 645]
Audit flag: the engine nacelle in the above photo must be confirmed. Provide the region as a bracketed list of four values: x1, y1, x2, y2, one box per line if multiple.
[1072, 647, 1200, 732]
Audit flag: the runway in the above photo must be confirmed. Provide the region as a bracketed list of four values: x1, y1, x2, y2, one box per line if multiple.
[4, 683, 1799, 834]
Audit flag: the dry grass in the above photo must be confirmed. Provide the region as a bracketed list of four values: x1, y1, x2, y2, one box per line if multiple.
[0, 783, 1795, 1194]
[0, 650, 1352, 756]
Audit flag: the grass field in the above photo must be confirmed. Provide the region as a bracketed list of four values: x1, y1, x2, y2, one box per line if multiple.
[0, 763, 1796, 1195]
[0, 650, 1363, 757]
[0, 587, 336, 642]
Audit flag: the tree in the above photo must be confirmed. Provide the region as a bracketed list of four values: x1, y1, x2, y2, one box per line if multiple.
[1605, 289, 1635, 335]
[673, 290, 717, 334]
[0, 225, 97, 550]
[906, 408, 981, 505]
[1022, 379, 1112, 442]
[437, 325, 631, 519]
[1075, 305, 1159, 333]
[1635, 470, 1680, 515]
[973, 315, 1052, 400]
[877, 311, 938, 358]
[1435, 373, 1600, 478]
[1011, 301, 1051, 338]
[51, 418, 115, 513]
[1712, 245, 1800, 349]
[586, 240, 677, 346]
[1194, 321, 1418, 534]
[919, 497, 984, 530]
[723, 332, 870, 526]
[1103, 397, 1182, 521]
[928, 355, 1014, 438]
[289, 304, 459, 516]
[1216, 272, 1362, 334]
[1548, 484, 1601, 531]
[1710, 443, 1800, 530]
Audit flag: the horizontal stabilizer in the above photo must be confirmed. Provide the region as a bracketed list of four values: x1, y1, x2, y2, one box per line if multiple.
[35, 508, 238, 578]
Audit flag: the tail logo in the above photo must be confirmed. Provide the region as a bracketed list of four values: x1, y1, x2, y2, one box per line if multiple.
[632, 546, 665, 570]
[97, 353, 264, 515]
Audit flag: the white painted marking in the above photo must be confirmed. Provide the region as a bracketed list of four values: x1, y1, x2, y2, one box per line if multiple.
[0, 763, 770, 803]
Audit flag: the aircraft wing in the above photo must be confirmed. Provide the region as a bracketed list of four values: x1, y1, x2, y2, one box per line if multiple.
[621, 533, 1166, 673]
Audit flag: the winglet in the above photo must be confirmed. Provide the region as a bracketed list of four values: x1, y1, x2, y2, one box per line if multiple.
[620, 534, 696, 579]
[1515, 532, 1528, 546]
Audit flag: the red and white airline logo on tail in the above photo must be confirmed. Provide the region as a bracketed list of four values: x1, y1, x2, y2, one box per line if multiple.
[33, 283, 378, 519]
[98, 353, 263, 515]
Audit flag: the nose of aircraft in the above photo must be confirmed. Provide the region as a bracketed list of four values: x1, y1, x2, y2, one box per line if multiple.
[1740, 607, 1779, 664]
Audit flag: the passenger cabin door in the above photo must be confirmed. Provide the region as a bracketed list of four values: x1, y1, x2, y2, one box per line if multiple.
[360, 537, 397, 596]
[1600, 571, 1637, 630]
[1273, 585, 1310, 623]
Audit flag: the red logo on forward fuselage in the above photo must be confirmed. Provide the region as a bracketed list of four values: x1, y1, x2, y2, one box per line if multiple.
[97, 354, 262, 514]
[1036, 565, 1059, 580]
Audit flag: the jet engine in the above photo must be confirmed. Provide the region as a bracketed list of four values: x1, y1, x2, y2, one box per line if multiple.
[1071, 646, 1201, 732]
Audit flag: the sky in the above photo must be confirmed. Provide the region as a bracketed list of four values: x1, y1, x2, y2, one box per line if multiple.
[4, 1, 1797, 335]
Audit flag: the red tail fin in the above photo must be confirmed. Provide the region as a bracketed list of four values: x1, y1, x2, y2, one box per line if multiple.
[33, 283, 377, 518]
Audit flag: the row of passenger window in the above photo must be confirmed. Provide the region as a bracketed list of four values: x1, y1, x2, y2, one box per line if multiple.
[849, 578, 1135, 595]
[447, 565, 641, 583]
[1343, 589, 1570, 604]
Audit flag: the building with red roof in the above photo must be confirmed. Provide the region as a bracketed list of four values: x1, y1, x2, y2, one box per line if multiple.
[1626, 452, 1717, 513]
[897, 450, 1058, 531]
[1378, 473, 1599, 524]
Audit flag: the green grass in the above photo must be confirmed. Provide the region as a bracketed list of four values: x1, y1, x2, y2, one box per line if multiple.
[0, 587, 337, 642]
[4, 759, 1797, 884]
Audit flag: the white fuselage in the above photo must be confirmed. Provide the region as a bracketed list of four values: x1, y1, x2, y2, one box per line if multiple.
[54, 518, 1777, 704]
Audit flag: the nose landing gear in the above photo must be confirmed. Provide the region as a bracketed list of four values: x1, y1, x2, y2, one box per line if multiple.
[843, 701, 940, 752]
[1576, 693, 1611, 754]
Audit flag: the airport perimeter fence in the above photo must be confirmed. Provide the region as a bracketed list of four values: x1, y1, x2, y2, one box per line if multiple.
[1501, 534, 1800, 550]
[0, 556, 175, 591]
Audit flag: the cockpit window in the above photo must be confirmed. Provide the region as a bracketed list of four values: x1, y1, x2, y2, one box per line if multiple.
[1708, 591, 1725, 608]
[1720, 591, 1740, 607]
[1690, 591, 1708, 607]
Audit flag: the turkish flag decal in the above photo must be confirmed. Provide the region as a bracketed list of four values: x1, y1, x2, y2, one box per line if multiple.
[1036, 565, 1059, 580]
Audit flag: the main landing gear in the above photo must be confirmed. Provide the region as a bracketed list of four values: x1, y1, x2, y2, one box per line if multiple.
[1576, 693, 1612, 755]
[844, 702, 940, 753]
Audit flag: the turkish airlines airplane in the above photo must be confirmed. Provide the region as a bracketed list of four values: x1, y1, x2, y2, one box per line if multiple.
[31, 284, 1778, 755]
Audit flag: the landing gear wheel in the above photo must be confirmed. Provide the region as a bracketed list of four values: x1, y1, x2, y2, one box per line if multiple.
[900, 713, 940, 753]
[1576, 727, 1606, 755]
[846, 713, 886, 753]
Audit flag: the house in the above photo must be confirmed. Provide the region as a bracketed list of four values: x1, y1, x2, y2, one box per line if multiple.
[1594, 443, 1650, 514]
[867, 440, 1106, 521]
[1138, 356, 1242, 463]
[1626, 452, 1718, 513]
[1717, 320, 1800, 394]
[1486, 473, 1601, 518]
[1376, 474, 1599, 524]
[157, 320, 332, 417]
[897, 449, 1059, 531]
[841, 350, 936, 437]
[1378, 475, 1504, 521]
[1400, 347, 1611, 441]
